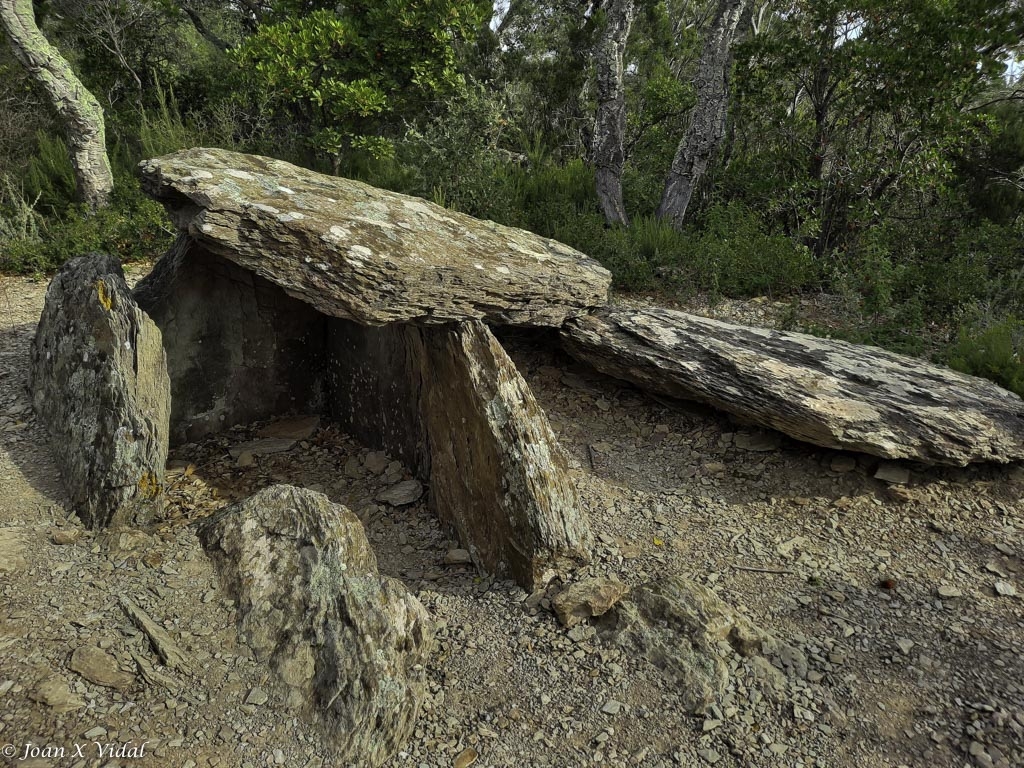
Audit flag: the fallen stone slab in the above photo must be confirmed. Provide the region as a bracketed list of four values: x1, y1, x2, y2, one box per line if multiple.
[258, 415, 320, 440]
[328, 318, 593, 589]
[227, 437, 297, 459]
[30, 253, 170, 528]
[596, 576, 805, 714]
[139, 148, 610, 327]
[375, 479, 424, 506]
[197, 485, 433, 768]
[563, 308, 1024, 466]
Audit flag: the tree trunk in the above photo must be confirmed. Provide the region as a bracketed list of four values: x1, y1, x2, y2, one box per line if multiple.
[0, 0, 114, 209]
[591, 0, 636, 226]
[656, 0, 749, 229]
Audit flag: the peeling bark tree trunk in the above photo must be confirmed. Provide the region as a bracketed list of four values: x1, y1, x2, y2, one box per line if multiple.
[0, 0, 114, 209]
[656, 0, 749, 229]
[592, 0, 636, 226]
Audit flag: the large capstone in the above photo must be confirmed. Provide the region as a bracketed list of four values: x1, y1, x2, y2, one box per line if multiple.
[139, 148, 611, 327]
[563, 308, 1024, 466]
[30, 253, 170, 528]
[197, 485, 432, 768]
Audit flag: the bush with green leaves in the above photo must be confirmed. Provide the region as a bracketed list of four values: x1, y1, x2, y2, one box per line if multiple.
[0, 181, 172, 275]
[236, 0, 488, 168]
[947, 314, 1024, 397]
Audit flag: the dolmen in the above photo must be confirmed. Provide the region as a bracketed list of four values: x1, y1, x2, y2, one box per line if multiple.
[27, 148, 1024, 768]
[34, 148, 608, 590]
[32, 147, 1024, 553]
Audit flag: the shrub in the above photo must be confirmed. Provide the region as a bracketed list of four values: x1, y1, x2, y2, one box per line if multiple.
[691, 202, 820, 297]
[1, 181, 173, 275]
[0, 174, 42, 244]
[25, 131, 77, 213]
[947, 314, 1024, 397]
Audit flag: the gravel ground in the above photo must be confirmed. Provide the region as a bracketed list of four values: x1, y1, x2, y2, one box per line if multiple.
[1, 273, 1022, 768]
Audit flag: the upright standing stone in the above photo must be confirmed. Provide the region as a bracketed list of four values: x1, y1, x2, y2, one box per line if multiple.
[325, 319, 593, 590]
[421, 320, 593, 588]
[30, 253, 170, 528]
[197, 485, 433, 768]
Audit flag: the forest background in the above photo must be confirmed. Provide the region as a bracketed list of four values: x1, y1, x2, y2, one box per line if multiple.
[1, 0, 1023, 393]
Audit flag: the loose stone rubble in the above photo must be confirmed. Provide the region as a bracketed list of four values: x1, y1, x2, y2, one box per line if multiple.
[596, 575, 808, 714]
[29, 253, 170, 528]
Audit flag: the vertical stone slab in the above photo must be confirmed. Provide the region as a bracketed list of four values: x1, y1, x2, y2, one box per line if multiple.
[134, 235, 327, 444]
[324, 319, 592, 589]
[421, 321, 592, 588]
[30, 253, 170, 529]
[325, 319, 429, 477]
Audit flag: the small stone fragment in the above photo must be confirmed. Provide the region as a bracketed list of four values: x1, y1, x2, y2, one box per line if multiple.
[375, 479, 424, 506]
[453, 748, 479, 768]
[228, 438, 296, 459]
[994, 581, 1017, 597]
[70, 646, 135, 690]
[245, 687, 269, 706]
[30, 676, 85, 713]
[830, 454, 858, 473]
[937, 585, 963, 598]
[895, 638, 915, 655]
[874, 463, 910, 484]
[120, 597, 190, 671]
[444, 549, 473, 566]
[364, 452, 390, 475]
[601, 700, 623, 715]
[734, 431, 780, 452]
[50, 528, 81, 545]
[258, 415, 320, 441]
[551, 577, 630, 628]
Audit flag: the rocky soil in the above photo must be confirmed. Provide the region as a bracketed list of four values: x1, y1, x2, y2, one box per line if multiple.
[1, 272, 1022, 768]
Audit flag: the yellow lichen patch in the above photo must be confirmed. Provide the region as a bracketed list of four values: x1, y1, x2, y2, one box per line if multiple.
[95, 279, 114, 311]
[136, 471, 162, 499]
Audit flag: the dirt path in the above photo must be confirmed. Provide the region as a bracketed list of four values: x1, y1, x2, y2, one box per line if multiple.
[1, 273, 1022, 768]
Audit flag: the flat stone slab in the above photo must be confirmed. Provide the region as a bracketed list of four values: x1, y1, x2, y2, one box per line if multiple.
[563, 308, 1024, 466]
[139, 148, 611, 327]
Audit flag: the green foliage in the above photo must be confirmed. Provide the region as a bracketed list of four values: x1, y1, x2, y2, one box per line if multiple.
[947, 315, 1024, 397]
[0, 174, 42, 244]
[0, 180, 173, 275]
[392, 85, 523, 220]
[25, 132, 77, 213]
[689, 203, 820, 297]
[138, 82, 212, 160]
[236, 0, 488, 164]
